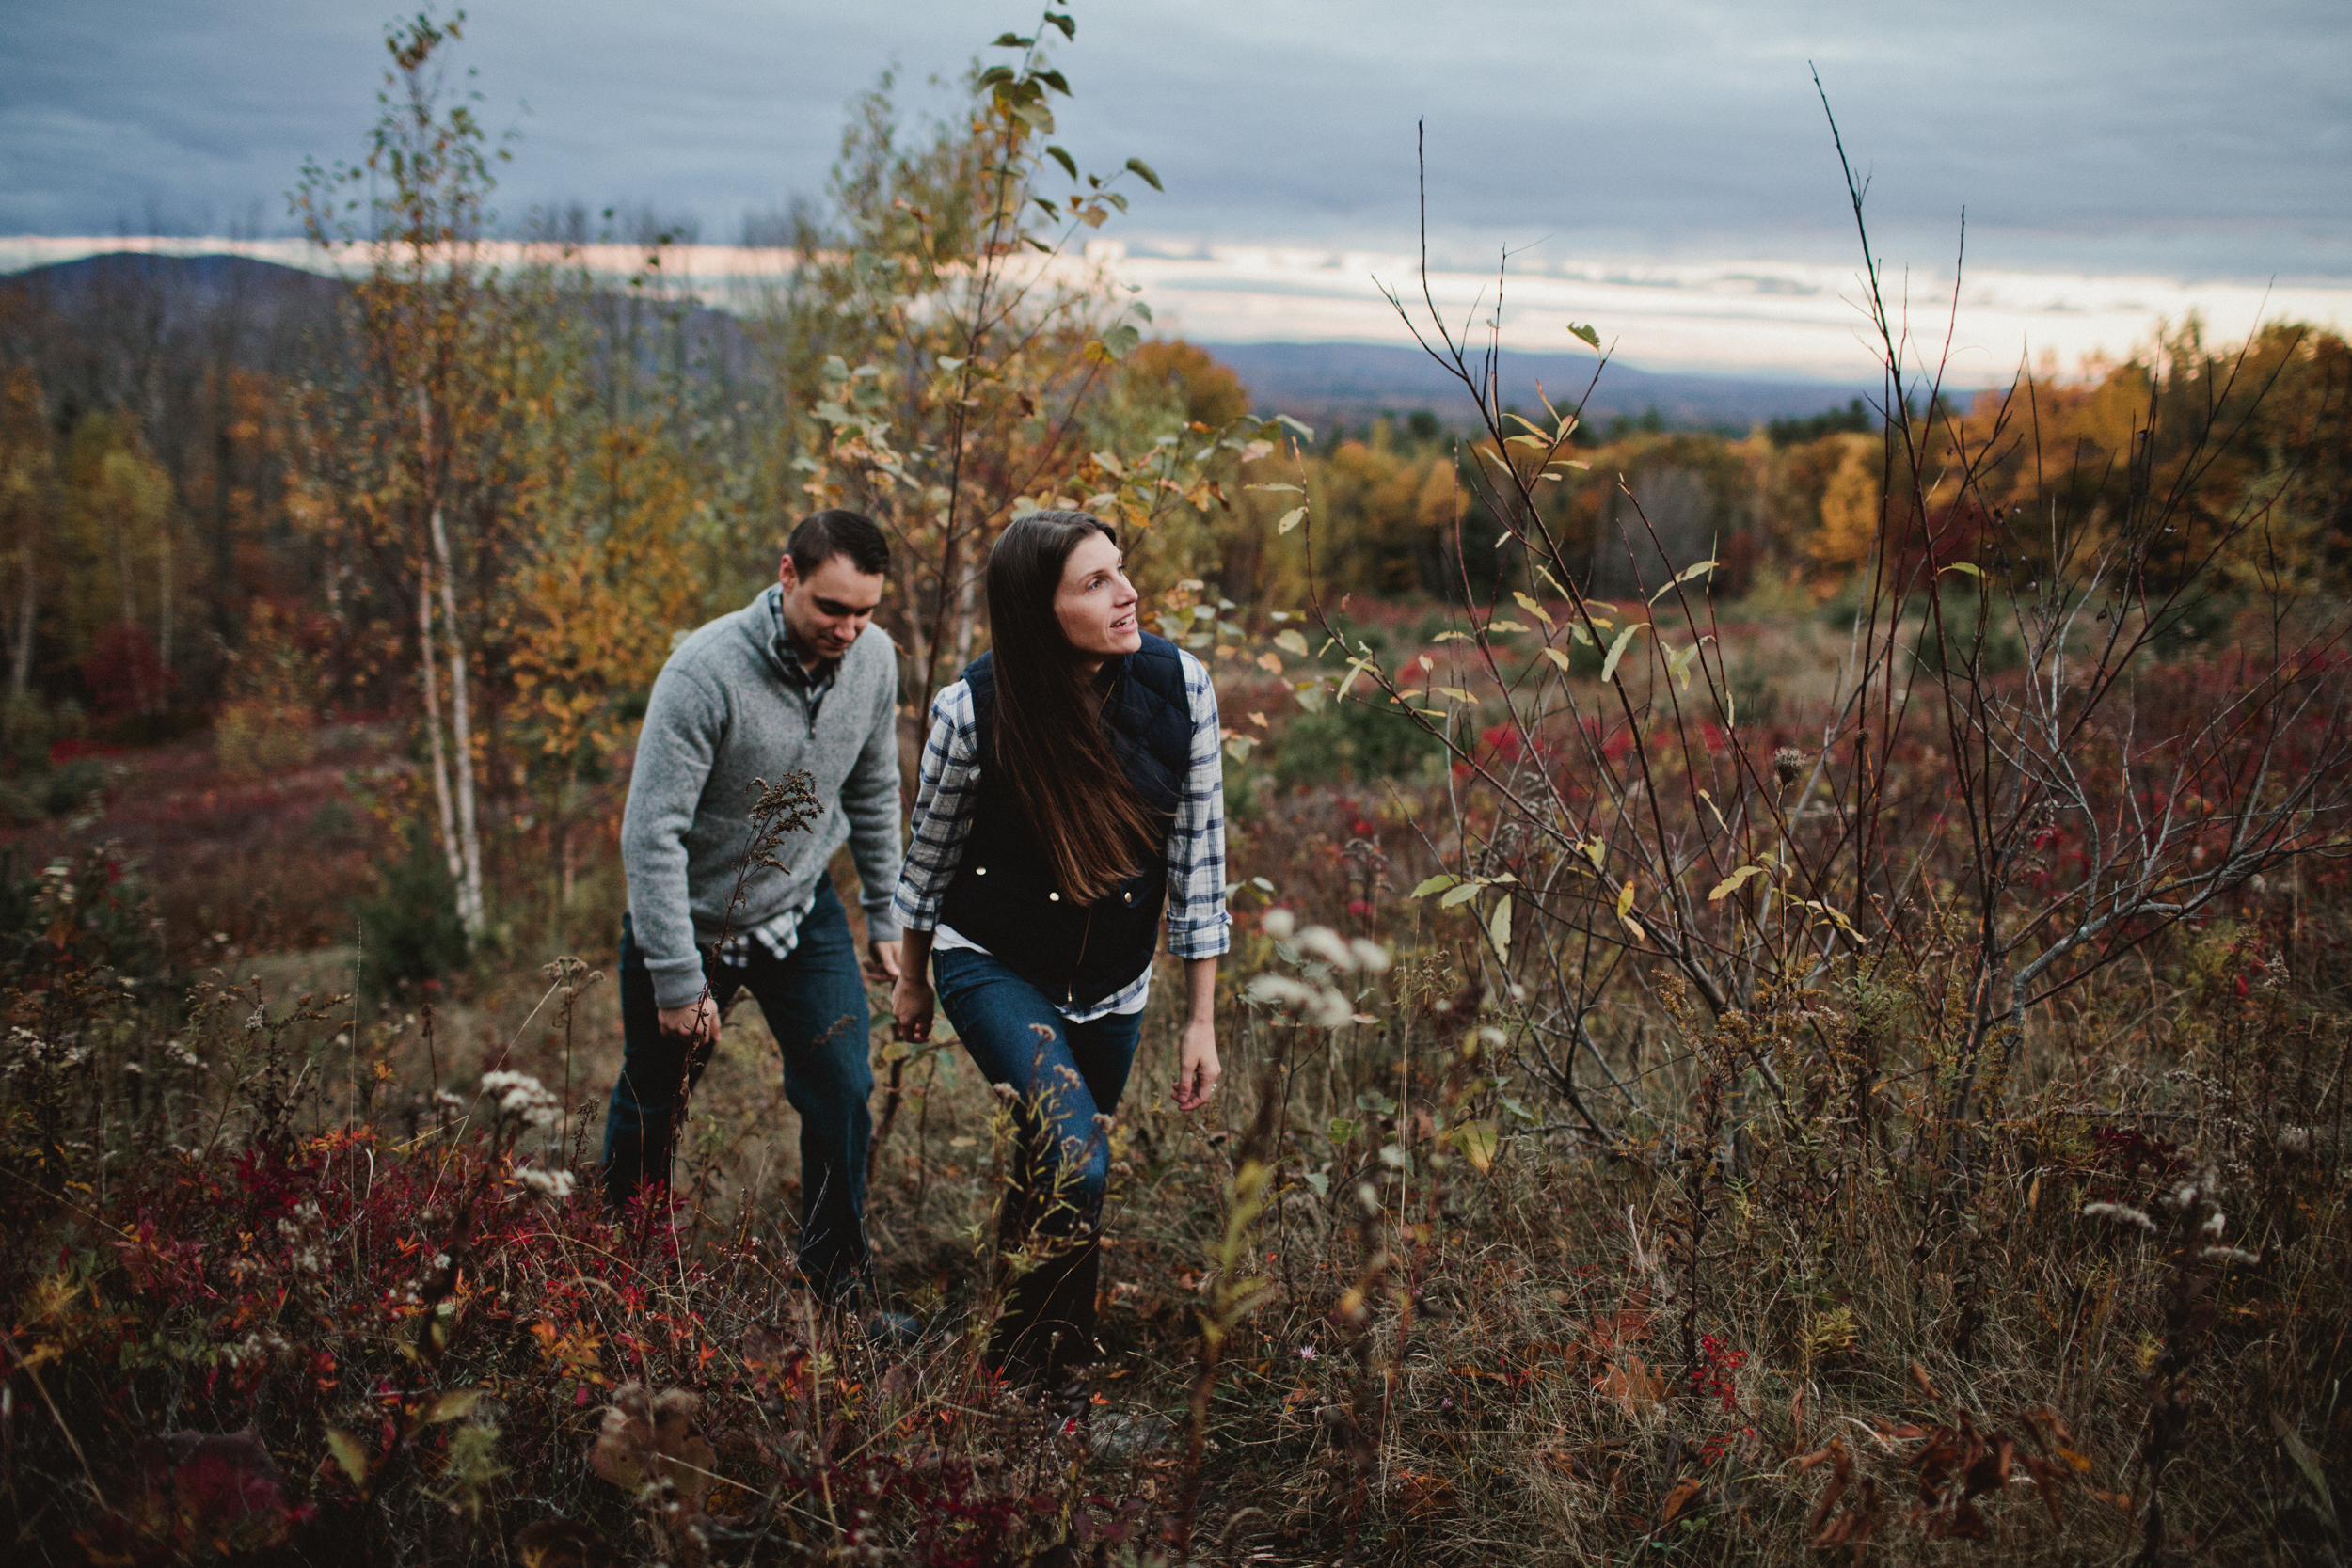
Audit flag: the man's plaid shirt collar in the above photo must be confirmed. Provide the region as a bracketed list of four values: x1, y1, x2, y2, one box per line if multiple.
[767, 589, 837, 710]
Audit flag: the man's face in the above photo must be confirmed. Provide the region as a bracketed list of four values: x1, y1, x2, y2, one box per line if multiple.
[778, 551, 886, 662]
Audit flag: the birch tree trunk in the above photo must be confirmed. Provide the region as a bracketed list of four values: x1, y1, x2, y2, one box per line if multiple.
[417, 550, 463, 897]
[10, 546, 35, 701]
[158, 521, 173, 673]
[430, 503, 486, 937]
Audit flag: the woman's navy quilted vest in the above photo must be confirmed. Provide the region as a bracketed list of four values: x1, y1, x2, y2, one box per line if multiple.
[938, 632, 1193, 1009]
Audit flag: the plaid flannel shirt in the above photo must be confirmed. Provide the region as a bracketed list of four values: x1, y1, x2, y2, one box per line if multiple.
[891, 647, 1231, 1019]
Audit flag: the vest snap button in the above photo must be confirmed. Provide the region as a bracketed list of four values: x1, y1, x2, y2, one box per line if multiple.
[1123, 892, 1133, 904]
[1048, 891, 1060, 902]
[976, 866, 987, 876]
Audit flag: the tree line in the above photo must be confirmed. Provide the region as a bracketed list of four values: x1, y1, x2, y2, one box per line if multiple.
[0, 5, 2343, 931]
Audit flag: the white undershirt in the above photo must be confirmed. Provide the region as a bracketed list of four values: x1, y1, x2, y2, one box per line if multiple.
[930, 923, 1152, 1021]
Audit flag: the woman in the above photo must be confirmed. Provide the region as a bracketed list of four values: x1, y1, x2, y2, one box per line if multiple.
[891, 510, 1227, 1410]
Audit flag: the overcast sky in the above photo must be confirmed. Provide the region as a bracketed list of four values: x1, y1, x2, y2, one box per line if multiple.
[7, 0, 2346, 268]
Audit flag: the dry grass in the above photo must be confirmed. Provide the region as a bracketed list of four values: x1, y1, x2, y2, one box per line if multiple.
[0, 677, 2345, 1567]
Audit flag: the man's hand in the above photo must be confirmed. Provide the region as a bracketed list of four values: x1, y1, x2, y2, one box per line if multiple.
[864, 939, 903, 987]
[892, 972, 935, 1044]
[1172, 1015, 1220, 1111]
[657, 995, 720, 1046]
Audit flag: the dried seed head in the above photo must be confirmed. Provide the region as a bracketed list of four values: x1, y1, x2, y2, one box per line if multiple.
[1773, 747, 1805, 787]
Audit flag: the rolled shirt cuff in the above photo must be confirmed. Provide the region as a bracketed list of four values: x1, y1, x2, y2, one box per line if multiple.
[1168, 911, 1233, 960]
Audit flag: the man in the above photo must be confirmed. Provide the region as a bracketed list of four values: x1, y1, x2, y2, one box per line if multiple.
[604, 509, 903, 1303]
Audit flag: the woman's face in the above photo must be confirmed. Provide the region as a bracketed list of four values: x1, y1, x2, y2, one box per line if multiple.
[1053, 530, 1142, 662]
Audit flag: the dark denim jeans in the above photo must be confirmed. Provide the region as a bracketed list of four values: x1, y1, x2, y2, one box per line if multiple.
[932, 945, 1145, 1384]
[603, 879, 873, 1295]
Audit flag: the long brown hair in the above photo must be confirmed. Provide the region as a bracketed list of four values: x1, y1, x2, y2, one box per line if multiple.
[984, 511, 1160, 903]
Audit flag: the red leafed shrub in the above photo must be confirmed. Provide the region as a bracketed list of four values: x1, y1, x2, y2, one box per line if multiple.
[84, 1430, 304, 1565]
[81, 621, 176, 721]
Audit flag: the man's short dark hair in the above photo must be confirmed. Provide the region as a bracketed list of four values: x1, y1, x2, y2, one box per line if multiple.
[788, 510, 890, 578]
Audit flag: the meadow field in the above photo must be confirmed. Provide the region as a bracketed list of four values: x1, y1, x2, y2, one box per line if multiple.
[4, 10, 2350, 1565]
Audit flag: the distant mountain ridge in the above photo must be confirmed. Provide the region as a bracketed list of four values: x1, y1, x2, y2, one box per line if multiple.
[5, 253, 1885, 431]
[1208, 341, 1884, 434]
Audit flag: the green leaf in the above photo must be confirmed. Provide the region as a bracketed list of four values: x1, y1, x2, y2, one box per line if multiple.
[1328, 1117, 1359, 1145]
[425, 1388, 485, 1424]
[1274, 413, 1316, 442]
[977, 64, 1015, 88]
[1032, 67, 1072, 96]
[326, 1429, 371, 1492]
[1668, 637, 1711, 690]
[1043, 144, 1078, 181]
[1440, 881, 1484, 909]
[1488, 895, 1513, 966]
[1512, 591, 1554, 626]
[1600, 623, 1648, 684]
[1303, 1169, 1328, 1196]
[1278, 507, 1307, 534]
[1541, 646, 1572, 673]
[992, 32, 1033, 46]
[1939, 561, 1984, 578]
[1708, 865, 1765, 901]
[1568, 322, 1601, 349]
[1293, 681, 1327, 714]
[1452, 1120, 1500, 1174]
[1245, 482, 1303, 493]
[1649, 559, 1717, 603]
[1124, 156, 1165, 191]
[1410, 874, 1460, 898]
[1274, 629, 1310, 657]
[1043, 10, 1076, 39]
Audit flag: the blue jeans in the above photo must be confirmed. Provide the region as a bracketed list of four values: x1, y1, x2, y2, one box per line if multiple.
[932, 945, 1144, 1383]
[603, 879, 873, 1295]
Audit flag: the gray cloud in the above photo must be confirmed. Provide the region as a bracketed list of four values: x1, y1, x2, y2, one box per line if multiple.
[2, 0, 2344, 280]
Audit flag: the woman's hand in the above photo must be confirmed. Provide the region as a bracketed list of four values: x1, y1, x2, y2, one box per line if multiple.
[892, 972, 935, 1044]
[1172, 1015, 1220, 1110]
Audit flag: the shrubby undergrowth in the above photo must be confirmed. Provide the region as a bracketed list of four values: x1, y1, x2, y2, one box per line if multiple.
[0, 771, 2344, 1564]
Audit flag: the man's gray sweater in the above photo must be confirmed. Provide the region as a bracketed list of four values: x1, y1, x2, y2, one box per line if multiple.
[622, 586, 903, 1009]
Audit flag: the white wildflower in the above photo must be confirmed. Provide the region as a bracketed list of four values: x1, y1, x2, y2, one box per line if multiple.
[1293, 925, 1357, 970]
[1261, 908, 1297, 942]
[518, 1166, 577, 1202]
[1246, 974, 1316, 1008]
[481, 1069, 561, 1128]
[2201, 1210, 2227, 1238]
[2201, 1246, 2261, 1267]
[1243, 973, 1355, 1029]
[1348, 939, 1393, 974]
[2081, 1201, 2155, 1233]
